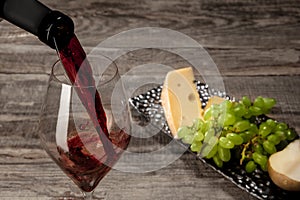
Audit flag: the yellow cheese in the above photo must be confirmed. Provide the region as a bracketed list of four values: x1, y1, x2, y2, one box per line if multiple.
[203, 96, 225, 114]
[161, 67, 203, 138]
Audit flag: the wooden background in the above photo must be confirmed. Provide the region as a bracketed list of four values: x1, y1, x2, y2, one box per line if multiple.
[0, 0, 299, 199]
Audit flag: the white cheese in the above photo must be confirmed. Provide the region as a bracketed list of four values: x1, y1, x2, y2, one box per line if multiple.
[161, 67, 203, 138]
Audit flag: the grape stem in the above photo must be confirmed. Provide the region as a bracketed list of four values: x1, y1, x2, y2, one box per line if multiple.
[251, 136, 259, 143]
[240, 136, 260, 165]
[240, 142, 250, 165]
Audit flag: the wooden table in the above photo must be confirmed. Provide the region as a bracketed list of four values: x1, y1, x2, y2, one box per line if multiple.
[0, 0, 299, 199]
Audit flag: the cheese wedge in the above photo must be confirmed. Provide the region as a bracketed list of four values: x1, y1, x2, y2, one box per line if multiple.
[203, 96, 226, 114]
[161, 67, 203, 138]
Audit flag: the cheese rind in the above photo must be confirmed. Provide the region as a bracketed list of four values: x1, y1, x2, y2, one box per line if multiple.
[161, 67, 203, 137]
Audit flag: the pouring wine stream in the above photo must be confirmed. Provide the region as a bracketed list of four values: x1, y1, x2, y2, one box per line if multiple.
[0, 0, 116, 160]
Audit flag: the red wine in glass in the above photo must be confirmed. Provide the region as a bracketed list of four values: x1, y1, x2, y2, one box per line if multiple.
[58, 130, 130, 192]
[52, 35, 131, 195]
[39, 53, 131, 197]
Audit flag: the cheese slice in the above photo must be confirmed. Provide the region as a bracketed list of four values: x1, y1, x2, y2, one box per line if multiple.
[161, 67, 203, 138]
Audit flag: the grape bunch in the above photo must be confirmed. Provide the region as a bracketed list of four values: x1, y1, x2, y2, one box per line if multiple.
[177, 96, 298, 173]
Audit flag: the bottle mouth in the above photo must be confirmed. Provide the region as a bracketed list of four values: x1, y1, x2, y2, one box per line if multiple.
[38, 11, 74, 50]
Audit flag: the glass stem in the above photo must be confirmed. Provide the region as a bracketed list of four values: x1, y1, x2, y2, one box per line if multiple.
[83, 190, 94, 200]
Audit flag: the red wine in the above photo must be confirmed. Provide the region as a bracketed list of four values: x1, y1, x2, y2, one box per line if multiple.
[58, 131, 130, 192]
[58, 35, 116, 159]
[57, 35, 131, 191]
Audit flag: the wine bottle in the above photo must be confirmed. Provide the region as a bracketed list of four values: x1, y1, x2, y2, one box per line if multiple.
[0, 0, 74, 50]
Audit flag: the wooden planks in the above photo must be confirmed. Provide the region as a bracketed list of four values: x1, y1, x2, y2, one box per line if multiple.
[0, 0, 299, 48]
[0, 0, 299, 199]
[0, 149, 256, 200]
[1, 45, 299, 76]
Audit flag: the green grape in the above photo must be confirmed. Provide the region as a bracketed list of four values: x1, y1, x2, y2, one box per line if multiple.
[217, 114, 225, 126]
[218, 145, 231, 162]
[275, 122, 288, 131]
[203, 108, 212, 121]
[191, 141, 202, 153]
[259, 123, 272, 137]
[182, 134, 194, 144]
[233, 104, 248, 117]
[263, 140, 277, 154]
[240, 132, 251, 143]
[208, 136, 218, 146]
[263, 97, 276, 110]
[252, 152, 268, 167]
[211, 107, 220, 119]
[249, 106, 263, 116]
[245, 130, 256, 139]
[204, 129, 215, 143]
[286, 129, 297, 141]
[202, 120, 213, 133]
[194, 131, 204, 142]
[219, 137, 235, 149]
[201, 144, 212, 157]
[234, 120, 251, 132]
[206, 144, 218, 159]
[260, 162, 268, 171]
[253, 96, 265, 109]
[252, 143, 264, 154]
[241, 96, 251, 107]
[243, 112, 253, 119]
[245, 160, 257, 173]
[266, 119, 276, 130]
[177, 126, 191, 139]
[226, 133, 243, 145]
[220, 100, 233, 111]
[274, 130, 287, 141]
[192, 118, 203, 131]
[248, 123, 259, 133]
[204, 136, 219, 158]
[267, 134, 281, 145]
[223, 112, 236, 126]
[213, 154, 223, 168]
[234, 116, 243, 123]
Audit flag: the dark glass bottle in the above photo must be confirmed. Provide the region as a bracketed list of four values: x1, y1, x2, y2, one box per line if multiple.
[0, 0, 74, 50]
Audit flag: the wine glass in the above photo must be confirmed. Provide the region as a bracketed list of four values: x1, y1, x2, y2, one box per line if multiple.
[38, 58, 131, 199]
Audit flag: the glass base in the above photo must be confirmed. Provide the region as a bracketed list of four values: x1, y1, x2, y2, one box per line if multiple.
[54, 190, 104, 200]
[82, 191, 94, 200]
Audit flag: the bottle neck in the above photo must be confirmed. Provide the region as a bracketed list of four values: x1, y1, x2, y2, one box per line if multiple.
[0, 0, 74, 50]
[1, 0, 51, 35]
[0, 1, 4, 17]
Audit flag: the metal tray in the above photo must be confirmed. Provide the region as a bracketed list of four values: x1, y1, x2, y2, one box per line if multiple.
[129, 80, 299, 200]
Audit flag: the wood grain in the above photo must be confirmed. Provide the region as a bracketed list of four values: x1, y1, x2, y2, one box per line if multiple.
[1, 0, 299, 48]
[0, 0, 299, 199]
[1, 45, 299, 76]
